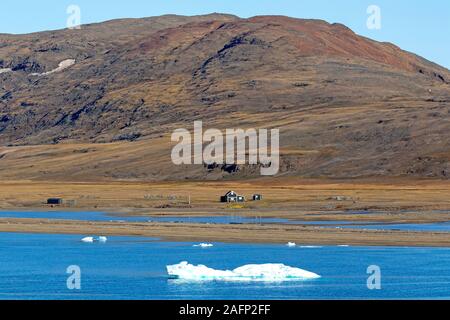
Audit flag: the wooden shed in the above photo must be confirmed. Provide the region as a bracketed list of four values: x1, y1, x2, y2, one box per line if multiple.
[47, 198, 63, 205]
[220, 191, 245, 203]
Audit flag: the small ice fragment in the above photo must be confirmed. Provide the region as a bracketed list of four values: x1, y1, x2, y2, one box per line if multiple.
[81, 236, 94, 243]
[287, 242, 296, 247]
[193, 243, 213, 248]
[299, 245, 322, 248]
[98, 236, 108, 243]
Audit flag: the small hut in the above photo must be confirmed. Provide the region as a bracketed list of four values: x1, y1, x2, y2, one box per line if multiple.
[47, 198, 63, 205]
[253, 194, 263, 201]
[221, 191, 238, 203]
[220, 191, 245, 203]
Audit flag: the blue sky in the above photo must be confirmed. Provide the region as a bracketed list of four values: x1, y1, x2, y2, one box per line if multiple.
[1, 0, 449, 69]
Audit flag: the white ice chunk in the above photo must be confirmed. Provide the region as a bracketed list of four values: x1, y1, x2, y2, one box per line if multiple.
[81, 236, 107, 243]
[167, 261, 320, 281]
[299, 245, 322, 248]
[81, 236, 94, 243]
[193, 243, 213, 248]
[31, 59, 75, 76]
[287, 242, 296, 247]
[0, 68, 12, 74]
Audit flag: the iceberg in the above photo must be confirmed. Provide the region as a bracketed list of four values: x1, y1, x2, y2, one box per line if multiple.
[81, 236, 94, 243]
[286, 242, 296, 247]
[167, 261, 320, 281]
[81, 236, 108, 243]
[193, 243, 213, 248]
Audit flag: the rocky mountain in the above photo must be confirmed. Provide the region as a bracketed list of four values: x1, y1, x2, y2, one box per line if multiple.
[1, 14, 450, 180]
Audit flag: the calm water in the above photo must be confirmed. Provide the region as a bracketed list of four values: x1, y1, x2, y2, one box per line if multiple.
[1, 210, 449, 232]
[0, 233, 450, 300]
[0, 210, 293, 224]
[341, 222, 450, 232]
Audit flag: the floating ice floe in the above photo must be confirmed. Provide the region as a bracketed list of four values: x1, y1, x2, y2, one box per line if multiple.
[81, 236, 107, 243]
[286, 242, 296, 247]
[0, 68, 12, 74]
[299, 245, 322, 249]
[31, 59, 75, 76]
[166, 261, 320, 281]
[81, 236, 94, 243]
[193, 243, 214, 248]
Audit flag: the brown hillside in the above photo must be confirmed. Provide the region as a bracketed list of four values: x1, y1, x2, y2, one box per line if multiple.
[0, 14, 450, 180]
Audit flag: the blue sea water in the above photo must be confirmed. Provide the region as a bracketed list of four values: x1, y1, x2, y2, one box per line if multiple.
[2, 210, 449, 232]
[340, 222, 450, 232]
[0, 232, 450, 300]
[0, 210, 375, 225]
[0, 210, 293, 224]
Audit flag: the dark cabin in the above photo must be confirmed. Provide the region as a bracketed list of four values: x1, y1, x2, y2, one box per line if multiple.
[47, 198, 63, 205]
[253, 194, 263, 201]
[221, 191, 245, 203]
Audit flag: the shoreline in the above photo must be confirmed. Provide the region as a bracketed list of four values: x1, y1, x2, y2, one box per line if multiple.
[1, 218, 450, 247]
[2, 205, 450, 226]
[1, 179, 450, 247]
[1, 179, 450, 223]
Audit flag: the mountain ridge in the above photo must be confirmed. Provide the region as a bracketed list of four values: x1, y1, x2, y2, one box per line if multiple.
[1, 14, 450, 180]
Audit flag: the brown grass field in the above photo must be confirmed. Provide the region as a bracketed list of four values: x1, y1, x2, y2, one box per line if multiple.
[0, 178, 449, 246]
